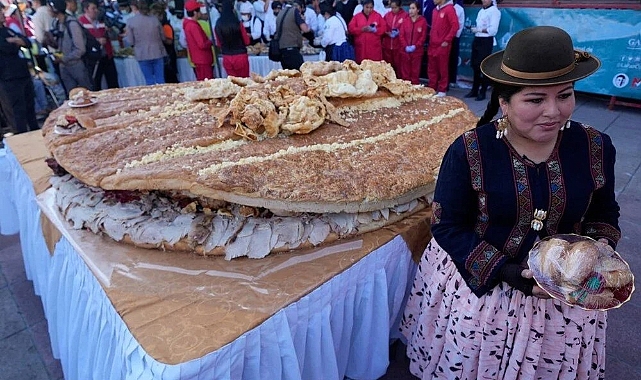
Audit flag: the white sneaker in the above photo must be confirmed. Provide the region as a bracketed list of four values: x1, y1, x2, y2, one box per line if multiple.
[436, 92, 446, 97]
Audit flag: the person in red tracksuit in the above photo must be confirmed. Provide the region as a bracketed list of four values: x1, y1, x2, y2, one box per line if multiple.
[399, 1, 427, 85]
[427, 0, 458, 96]
[382, 0, 407, 77]
[183, 0, 214, 81]
[348, 0, 386, 63]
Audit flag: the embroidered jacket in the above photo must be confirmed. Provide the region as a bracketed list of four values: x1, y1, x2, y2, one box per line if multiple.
[431, 121, 621, 296]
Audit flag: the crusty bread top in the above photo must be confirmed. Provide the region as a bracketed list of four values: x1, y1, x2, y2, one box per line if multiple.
[42, 63, 477, 213]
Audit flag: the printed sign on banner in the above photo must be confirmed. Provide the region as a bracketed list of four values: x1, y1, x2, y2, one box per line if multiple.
[457, 7, 641, 100]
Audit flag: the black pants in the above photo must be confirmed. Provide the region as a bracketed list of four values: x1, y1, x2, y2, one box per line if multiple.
[448, 36, 460, 85]
[470, 36, 494, 95]
[0, 77, 38, 134]
[91, 56, 119, 90]
[280, 47, 304, 70]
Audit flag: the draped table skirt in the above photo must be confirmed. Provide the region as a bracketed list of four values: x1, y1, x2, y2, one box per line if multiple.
[0, 136, 423, 380]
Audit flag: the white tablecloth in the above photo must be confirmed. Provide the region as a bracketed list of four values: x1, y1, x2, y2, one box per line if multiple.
[0, 143, 418, 380]
[113, 57, 147, 88]
[114, 55, 322, 86]
[0, 147, 18, 235]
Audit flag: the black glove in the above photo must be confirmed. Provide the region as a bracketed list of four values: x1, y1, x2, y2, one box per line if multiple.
[499, 263, 535, 296]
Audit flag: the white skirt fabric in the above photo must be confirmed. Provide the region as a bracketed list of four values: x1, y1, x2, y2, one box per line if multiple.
[400, 238, 607, 380]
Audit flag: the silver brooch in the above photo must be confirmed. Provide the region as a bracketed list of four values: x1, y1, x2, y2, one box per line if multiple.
[531, 209, 547, 231]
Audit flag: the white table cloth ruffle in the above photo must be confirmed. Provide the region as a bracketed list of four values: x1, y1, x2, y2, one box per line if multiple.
[0, 147, 19, 235]
[2, 145, 418, 380]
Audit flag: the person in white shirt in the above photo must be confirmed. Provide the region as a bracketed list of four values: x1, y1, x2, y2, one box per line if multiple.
[464, 0, 500, 101]
[448, 0, 464, 88]
[262, 0, 282, 40]
[238, 0, 265, 44]
[235, 0, 254, 21]
[319, 1, 350, 61]
[253, 0, 269, 21]
[30, 0, 54, 44]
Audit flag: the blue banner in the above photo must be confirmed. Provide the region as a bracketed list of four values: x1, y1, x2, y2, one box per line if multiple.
[458, 7, 641, 100]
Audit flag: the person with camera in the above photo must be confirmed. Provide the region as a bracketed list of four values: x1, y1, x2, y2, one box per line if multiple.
[49, 0, 94, 94]
[78, 0, 119, 89]
[0, 3, 39, 134]
[347, 0, 385, 64]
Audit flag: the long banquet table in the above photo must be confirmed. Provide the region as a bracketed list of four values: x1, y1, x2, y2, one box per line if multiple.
[0, 132, 430, 380]
[115, 55, 321, 87]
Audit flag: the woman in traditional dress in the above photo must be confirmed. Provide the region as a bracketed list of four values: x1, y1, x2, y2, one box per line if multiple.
[400, 26, 620, 380]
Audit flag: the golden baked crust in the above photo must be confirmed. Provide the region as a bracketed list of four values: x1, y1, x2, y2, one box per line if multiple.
[42, 61, 477, 214]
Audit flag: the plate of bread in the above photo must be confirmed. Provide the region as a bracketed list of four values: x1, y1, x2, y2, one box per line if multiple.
[528, 234, 634, 310]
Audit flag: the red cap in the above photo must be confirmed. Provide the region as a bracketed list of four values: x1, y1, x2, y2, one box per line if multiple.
[185, 0, 200, 12]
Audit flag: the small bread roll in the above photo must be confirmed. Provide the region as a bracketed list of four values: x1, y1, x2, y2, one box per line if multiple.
[595, 256, 634, 288]
[76, 115, 96, 129]
[562, 240, 599, 285]
[537, 238, 570, 282]
[582, 289, 620, 310]
[69, 87, 91, 104]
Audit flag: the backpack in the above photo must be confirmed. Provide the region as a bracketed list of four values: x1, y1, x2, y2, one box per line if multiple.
[65, 19, 104, 65]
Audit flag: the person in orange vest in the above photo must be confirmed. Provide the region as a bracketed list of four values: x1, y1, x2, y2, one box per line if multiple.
[183, 0, 214, 80]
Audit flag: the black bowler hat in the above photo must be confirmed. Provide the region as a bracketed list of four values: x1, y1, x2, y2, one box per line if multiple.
[480, 26, 600, 86]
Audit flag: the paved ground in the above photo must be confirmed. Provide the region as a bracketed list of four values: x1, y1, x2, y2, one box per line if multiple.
[0, 86, 639, 380]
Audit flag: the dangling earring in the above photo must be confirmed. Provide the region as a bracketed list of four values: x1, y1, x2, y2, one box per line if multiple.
[496, 115, 510, 139]
[560, 118, 571, 130]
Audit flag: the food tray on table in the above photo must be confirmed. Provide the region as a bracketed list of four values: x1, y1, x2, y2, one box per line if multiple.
[528, 234, 634, 310]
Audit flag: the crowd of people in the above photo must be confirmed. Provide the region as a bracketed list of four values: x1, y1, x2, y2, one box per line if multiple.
[1, 0, 505, 135]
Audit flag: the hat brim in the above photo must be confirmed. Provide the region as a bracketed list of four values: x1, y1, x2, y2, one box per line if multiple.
[480, 50, 601, 87]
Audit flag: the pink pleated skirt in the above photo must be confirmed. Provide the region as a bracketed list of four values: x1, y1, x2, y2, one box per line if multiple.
[399, 238, 607, 380]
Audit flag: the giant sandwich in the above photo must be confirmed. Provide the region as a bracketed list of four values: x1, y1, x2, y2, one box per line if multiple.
[42, 60, 477, 259]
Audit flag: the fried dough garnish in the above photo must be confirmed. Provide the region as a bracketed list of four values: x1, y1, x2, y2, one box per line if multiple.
[214, 60, 420, 139]
[299, 60, 344, 77]
[228, 76, 256, 87]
